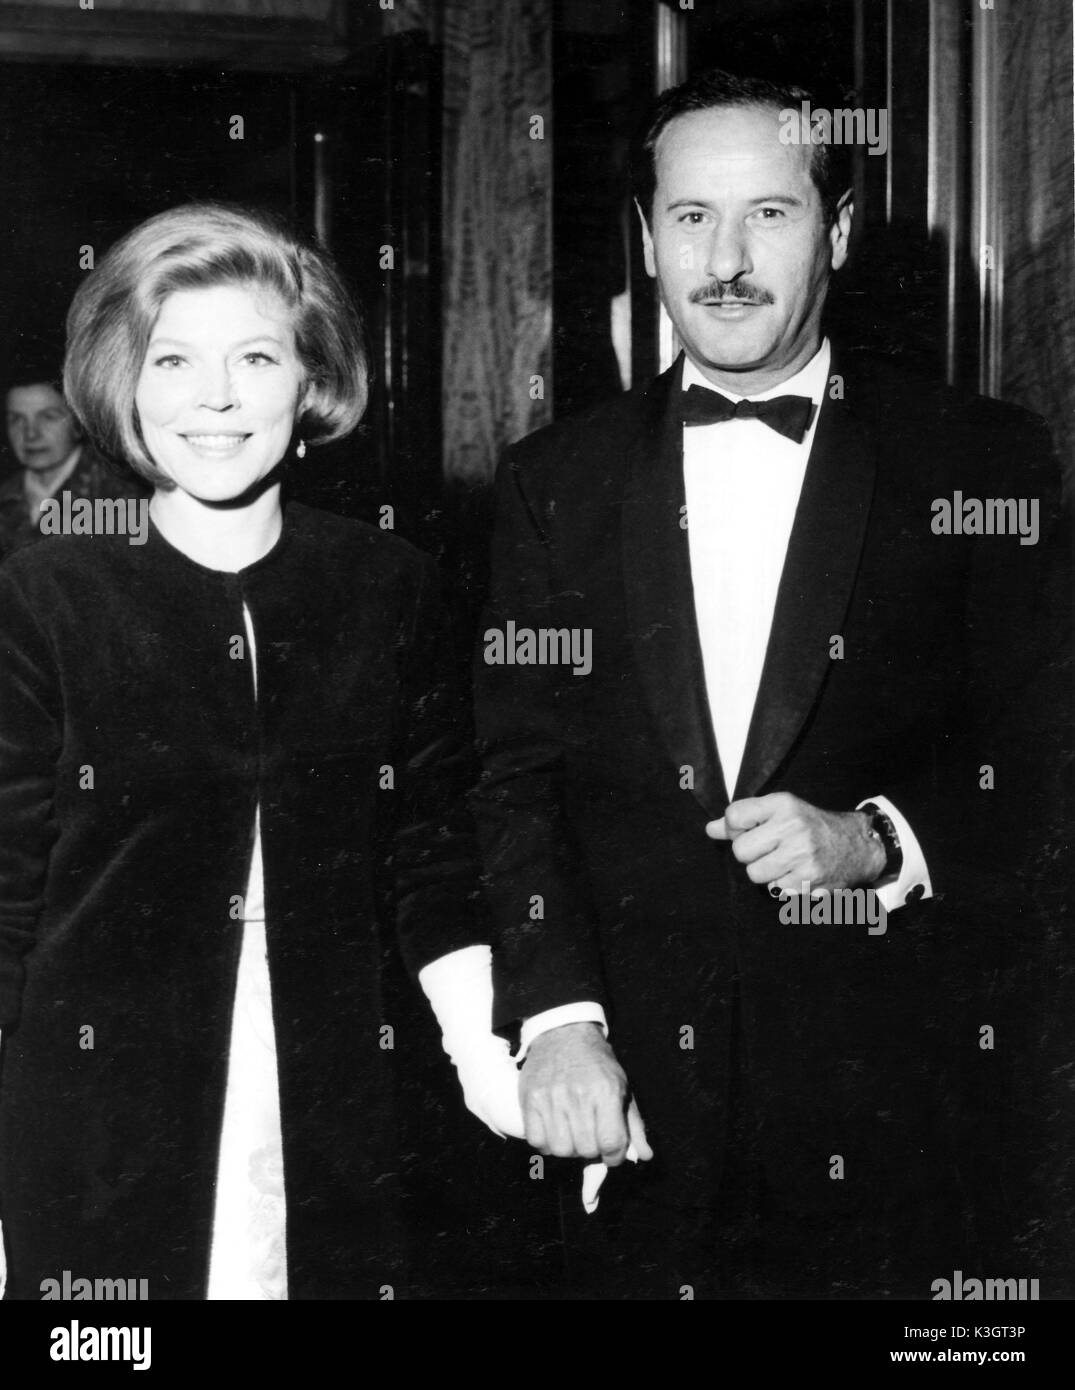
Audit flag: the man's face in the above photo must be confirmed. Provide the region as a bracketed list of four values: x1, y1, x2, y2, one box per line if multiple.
[5, 383, 81, 472]
[640, 104, 852, 390]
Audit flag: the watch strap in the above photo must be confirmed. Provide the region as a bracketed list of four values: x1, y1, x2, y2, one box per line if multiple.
[861, 801, 903, 882]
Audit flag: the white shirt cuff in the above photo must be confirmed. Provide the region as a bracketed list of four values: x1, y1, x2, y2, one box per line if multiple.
[418, 945, 526, 1139]
[418, 944, 493, 1027]
[518, 1003, 608, 1061]
[858, 795, 933, 912]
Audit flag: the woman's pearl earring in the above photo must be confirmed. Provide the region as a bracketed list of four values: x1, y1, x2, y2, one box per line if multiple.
[296, 439, 307, 459]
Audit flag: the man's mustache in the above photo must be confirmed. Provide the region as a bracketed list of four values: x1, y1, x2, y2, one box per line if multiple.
[689, 282, 774, 306]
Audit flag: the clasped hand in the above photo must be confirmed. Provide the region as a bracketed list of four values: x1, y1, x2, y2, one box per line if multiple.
[706, 791, 885, 893]
[519, 1022, 653, 1166]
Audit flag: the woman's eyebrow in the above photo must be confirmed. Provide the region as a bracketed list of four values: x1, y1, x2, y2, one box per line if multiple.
[146, 335, 286, 349]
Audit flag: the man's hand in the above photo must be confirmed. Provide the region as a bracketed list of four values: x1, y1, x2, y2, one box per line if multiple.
[519, 1021, 653, 1165]
[706, 792, 885, 894]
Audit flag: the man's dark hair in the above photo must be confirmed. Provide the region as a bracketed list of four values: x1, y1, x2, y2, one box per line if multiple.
[5, 365, 64, 396]
[633, 67, 855, 228]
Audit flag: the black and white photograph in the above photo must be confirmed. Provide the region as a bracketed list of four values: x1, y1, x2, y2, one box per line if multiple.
[0, 0, 1072, 1359]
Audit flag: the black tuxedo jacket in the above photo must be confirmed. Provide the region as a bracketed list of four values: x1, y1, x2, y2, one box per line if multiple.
[471, 348, 1070, 1278]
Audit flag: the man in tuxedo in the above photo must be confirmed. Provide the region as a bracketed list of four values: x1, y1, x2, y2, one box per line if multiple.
[471, 69, 1069, 1298]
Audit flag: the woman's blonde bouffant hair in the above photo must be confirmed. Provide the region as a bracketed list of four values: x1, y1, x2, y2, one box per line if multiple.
[64, 202, 369, 486]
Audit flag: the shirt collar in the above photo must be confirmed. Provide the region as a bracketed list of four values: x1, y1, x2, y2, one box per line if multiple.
[681, 337, 831, 405]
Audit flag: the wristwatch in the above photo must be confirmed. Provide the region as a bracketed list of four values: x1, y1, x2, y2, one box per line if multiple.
[860, 802, 902, 883]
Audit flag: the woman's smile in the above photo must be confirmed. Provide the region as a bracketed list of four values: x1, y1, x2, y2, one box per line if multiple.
[179, 431, 253, 459]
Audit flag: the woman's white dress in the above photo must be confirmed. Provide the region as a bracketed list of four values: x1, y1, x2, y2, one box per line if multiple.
[205, 605, 288, 1300]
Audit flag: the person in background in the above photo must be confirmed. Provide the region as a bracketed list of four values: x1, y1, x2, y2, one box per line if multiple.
[0, 371, 144, 560]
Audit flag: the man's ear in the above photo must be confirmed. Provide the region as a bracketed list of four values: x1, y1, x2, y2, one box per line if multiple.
[635, 198, 658, 280]
[829, 189, 854, 271]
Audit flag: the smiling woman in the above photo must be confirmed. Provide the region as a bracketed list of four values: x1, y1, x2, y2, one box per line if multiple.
[135, 283, 307, 503]
[64, 203, 367, 491]
[0, 203, 490, 1300]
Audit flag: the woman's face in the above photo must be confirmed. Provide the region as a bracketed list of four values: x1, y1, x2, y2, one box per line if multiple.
[135, 282, 305, 502]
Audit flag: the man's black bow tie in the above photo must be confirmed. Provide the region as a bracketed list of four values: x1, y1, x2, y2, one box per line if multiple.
[681, 384, 817, 444]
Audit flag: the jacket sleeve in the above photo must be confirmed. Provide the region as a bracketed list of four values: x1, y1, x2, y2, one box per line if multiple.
[469, 451, 610, 1037]
[389, 553, 493, 978]
[0, 566, 62, 1029]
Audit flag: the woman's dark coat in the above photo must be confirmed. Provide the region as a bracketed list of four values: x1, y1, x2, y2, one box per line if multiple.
[0, 503, 484, 1299]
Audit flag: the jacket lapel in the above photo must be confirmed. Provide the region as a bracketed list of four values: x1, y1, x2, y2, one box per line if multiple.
[621, 355, 728, 818]
[734, 355, 877, 799]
